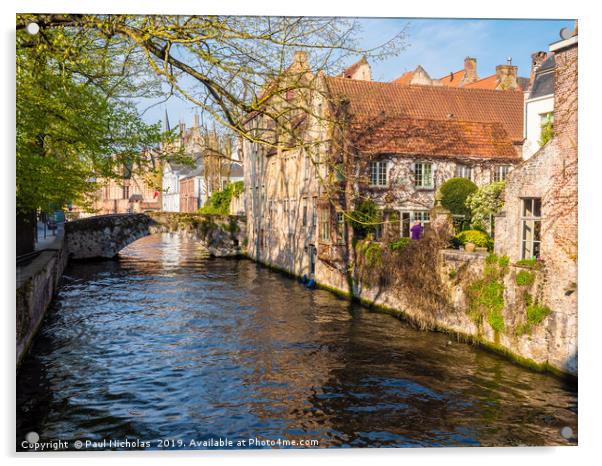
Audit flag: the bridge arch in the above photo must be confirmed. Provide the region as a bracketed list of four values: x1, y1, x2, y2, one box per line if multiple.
[64, 213, 245, 260]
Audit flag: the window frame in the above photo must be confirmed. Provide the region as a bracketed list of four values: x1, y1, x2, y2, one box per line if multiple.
[319, 208, 331, 242]
[369, 160, 388, 187]
[455, 164, 473, 180]
[414, 162, 434, 189]
[494, 165, 511, 182]
[520, 197, 542, 260]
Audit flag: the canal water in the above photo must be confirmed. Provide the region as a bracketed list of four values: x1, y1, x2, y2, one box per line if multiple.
[17, 234, 577, 449]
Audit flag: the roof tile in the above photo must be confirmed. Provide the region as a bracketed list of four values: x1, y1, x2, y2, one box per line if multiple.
[325, 76, 524, 142]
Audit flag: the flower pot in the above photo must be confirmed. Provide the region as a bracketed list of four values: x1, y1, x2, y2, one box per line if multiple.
[464, 242, 476, 253]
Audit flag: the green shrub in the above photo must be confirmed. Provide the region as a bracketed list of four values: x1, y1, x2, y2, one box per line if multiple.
[439, 177, 478, 221]
[488, 309, 505, 333]
[356, 240, 383, 266]
[538, 119, 554, 147]
[448, 269, 457, 279]
[515, 258, 541, 269]
[199, 181, 244, 215]
[526, 303, 551, 325]
[466, 278, 505, 332]
[465, 253, 508, 333]
[515, 270, 535, 287]
[348, 199, 382, 237]
[455, 230, 493, 249]
[389, 237, 411, 251]
[516, 302, 552, 336]
[497, 255, 510, 268]
[465, 181, 506, 234]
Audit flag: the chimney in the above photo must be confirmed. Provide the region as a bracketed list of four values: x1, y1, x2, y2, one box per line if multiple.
[495, 64, 518, 90]
[530, 51, 548, 85]
[462, 57, 478, 85]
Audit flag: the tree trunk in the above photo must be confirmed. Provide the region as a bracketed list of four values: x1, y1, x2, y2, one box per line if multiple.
[16, 210, 36, 256]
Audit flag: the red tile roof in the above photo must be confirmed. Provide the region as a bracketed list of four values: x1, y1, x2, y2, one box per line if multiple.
[325, 77, 524, 142]
[464, 74, 499, 90]
[437, 69, 466, 87]
[339, 57, 368, 78]
[348, 116, 519, 160]
[392, 70, 415, 85]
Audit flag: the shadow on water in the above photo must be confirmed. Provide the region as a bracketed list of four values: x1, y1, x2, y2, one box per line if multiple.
[16, 234, 577, 450]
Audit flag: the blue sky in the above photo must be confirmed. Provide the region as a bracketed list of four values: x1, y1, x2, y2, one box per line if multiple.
[141, 17, 574, 127]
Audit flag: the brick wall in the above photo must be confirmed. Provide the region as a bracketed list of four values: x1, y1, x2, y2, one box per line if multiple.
[493, 36, 577, 374]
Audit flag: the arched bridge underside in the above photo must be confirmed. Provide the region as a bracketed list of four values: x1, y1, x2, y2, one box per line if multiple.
[65, 212, 246, 260]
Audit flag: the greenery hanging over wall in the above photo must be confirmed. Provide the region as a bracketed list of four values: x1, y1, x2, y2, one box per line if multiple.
[347, 199, 382, 238]
[465, 254, 509, 333]
[198, 181, 244, 215]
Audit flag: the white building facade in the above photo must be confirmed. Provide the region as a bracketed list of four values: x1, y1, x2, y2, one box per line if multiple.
[523, 54, 555, 160]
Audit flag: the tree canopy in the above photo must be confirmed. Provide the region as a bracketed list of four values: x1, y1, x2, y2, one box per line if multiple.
[16, 14, 407, 215]
[16, 16, 166, 214]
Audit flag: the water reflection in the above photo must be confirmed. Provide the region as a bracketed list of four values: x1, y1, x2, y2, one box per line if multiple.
[16, 234, 577, 449]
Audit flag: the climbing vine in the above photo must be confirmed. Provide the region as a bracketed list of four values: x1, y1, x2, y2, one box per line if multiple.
[464, 254, 509, 333]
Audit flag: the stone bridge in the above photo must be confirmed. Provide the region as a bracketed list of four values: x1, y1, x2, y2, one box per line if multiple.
[64, 212, 246, 260]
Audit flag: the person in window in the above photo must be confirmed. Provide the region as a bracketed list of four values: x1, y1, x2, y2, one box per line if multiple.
[410, 220, 423, 240]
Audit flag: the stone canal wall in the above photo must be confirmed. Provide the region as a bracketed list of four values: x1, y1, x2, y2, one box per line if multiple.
[316, 248, 576, 377]
[16, 231, 68, 367]
[251, 238, 576, 378]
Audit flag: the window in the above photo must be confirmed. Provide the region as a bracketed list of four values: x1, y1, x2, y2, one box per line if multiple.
[336, 212, 345, 244]
[521, 198, 542, 259]
[310, 197, 317, 239]
[539, 112, 554, 146]
[304, 153, 311, 180]
[122, 185, 129, 200]
[319, 209, 331, 242]
[401, 211, 430, 237]
[494, 165, 511, 182]
[415, 163, 434, 188]
[455, 164, 472, 180]
[370, 160, 388, 187]
[540, 112, 554, 127]
[302, 201, 307, 226]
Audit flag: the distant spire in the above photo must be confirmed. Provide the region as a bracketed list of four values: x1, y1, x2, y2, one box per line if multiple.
[163, 108, 171, 132]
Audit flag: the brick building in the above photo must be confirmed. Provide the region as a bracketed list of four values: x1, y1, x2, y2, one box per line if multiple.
[161, 113, 244, 213]
[80, 150, 161, 216]
[243, 52, 523, 281]
[494, 25, 577, 373]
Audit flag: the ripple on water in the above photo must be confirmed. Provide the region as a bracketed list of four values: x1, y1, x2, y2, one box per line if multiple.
[16, 234, 577, 449]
